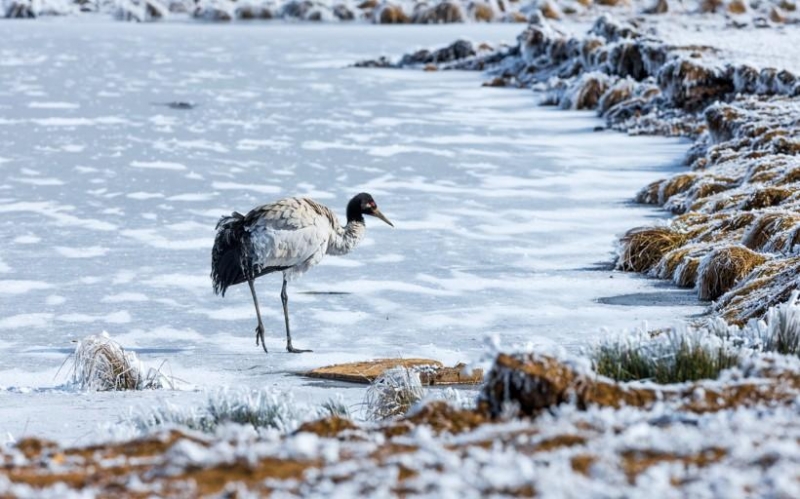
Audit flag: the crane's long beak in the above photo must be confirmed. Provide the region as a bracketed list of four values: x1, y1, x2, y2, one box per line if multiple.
[371, 208, 394, 227]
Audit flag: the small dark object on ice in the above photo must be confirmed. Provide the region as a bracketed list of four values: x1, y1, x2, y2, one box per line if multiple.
[167, 101, 196, 110]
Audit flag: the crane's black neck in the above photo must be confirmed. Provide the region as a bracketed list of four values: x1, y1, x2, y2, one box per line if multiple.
[346, 195, 366, 224]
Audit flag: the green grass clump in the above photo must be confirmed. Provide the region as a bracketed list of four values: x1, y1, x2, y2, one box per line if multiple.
[593, 291, 800, 384]
[593, 333, 740, 384]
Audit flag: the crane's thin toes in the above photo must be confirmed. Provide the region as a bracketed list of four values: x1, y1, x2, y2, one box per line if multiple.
[255, 325, 268, 354]
[287, 346, 312, 354]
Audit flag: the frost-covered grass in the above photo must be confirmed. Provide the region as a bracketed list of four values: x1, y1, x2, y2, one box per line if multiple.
[363, 367, 425, 420]
[593, 292, 800, 383]
[69, 333, 171, 391]
[592, 327, 741, 383]
[126, 388, 350, 434]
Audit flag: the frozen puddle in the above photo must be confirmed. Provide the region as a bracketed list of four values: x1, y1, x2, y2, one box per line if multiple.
[0, 21, 702, 442]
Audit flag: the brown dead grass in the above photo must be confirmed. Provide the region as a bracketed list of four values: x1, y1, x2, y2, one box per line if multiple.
[540, 0, 561, 19]
[377, 4, 408, 23]
[401, 401, 488, 435]
[675, 256, 702, 288]
[741, 213, 800, 251]
[599, 82, 633, 114]
[699, 0, 724, 13]
[727, 0, 748, 14]
[697, 245, 767, 301]
[571, 75, 610, 110]
[636, 180, 662, 205]
[481, 353, 800, 420]
[618, 227, 688, 273]
[471, 2, 494, 22]
[740, 187, 793, 211]
[660, 174, 698, 204]
[571, 454, 597, 475]
[717, 256, 800, 324]
[296, 416, 359, 438]
[621, 448, 726, 484]
[770, 6, 787, 23]
[4, 351, 800, 496]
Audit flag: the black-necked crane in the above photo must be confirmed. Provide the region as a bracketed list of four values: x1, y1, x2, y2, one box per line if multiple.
[210, 193, 393, 353]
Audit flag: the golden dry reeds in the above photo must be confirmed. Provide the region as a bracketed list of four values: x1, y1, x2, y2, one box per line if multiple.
[741, 213, 800, 251]
[470, 2, 494, 21]
[539, 0, 562, 19]
[618, 226, 688, 273]
[716, 256, 800, 323]
[727, 0, 748, 14]
[696, 246, 767, 301]
[636, 180, 662, 205]
[376, 3, 408, 23]
[568, 74, 610, 110]
[657, 244, 709, 288]
[598, 80, 634, 114]
[739, 187, 793, 211]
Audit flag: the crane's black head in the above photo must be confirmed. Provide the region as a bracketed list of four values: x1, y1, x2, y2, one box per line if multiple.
[346, 193, 394, 227]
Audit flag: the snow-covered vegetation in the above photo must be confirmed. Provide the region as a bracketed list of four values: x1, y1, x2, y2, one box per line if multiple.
[4, 295, 800, 496]
[592, 291, 800, 382]
[1, 0, 799, 492]
[370, 11, 799, 327]
[122, 388, 350, 434]
[5, 0, 800, 24]
[70, 332, 172, 390]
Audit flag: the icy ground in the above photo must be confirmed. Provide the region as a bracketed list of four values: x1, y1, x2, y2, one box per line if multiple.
[0, 20, 703, 443]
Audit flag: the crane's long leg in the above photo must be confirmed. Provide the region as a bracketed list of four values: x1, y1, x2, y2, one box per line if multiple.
[281, 277, 311, 353]
[248, 279, 268, 354]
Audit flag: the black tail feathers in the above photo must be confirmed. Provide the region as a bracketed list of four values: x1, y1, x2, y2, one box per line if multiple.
[211, 212, 250, 296]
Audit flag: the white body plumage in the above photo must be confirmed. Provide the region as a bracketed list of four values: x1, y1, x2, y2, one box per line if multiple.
[246, 197, 366, 280]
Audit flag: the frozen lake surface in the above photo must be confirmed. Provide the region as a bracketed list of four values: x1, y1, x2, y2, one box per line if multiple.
[0, 20, 703, 443]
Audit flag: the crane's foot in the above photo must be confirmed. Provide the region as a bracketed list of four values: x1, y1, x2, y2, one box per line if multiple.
[255, 324, 268, 354]
[286, 343, 312, 354]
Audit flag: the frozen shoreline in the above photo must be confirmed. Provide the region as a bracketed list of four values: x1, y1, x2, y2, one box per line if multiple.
[0, 21, 706, 445]
[0, 6, 798, 497]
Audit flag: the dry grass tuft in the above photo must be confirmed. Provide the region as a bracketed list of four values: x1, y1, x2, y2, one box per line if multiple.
[657, 244, 709, 287]
[659, 173, 698, 204]
[675, 255, 703, 288]
[375, 3, 408, 23]
[412, 1, 465, 23]
[400, 401, 487, 435]
[741, 213, 800, 251]
[618, 226, 687, 273]
[635, 180, 662, 205]
[696, 246, 767, 301]
[717, 257, 800, 324]
[70, 333, 168, 391]
[621, 448, 726, 484]
[539, 0, 562, 19]
[699, 0, 724, 12]
[564, 73, 610, 110]
[295, 416, 358, 438]
[726, 0, 748, 14]
[598, 79, 635, 114]
[470, 1, 494, 22]
[364, 367, 425, 420]
[739, 187, 793, 211]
